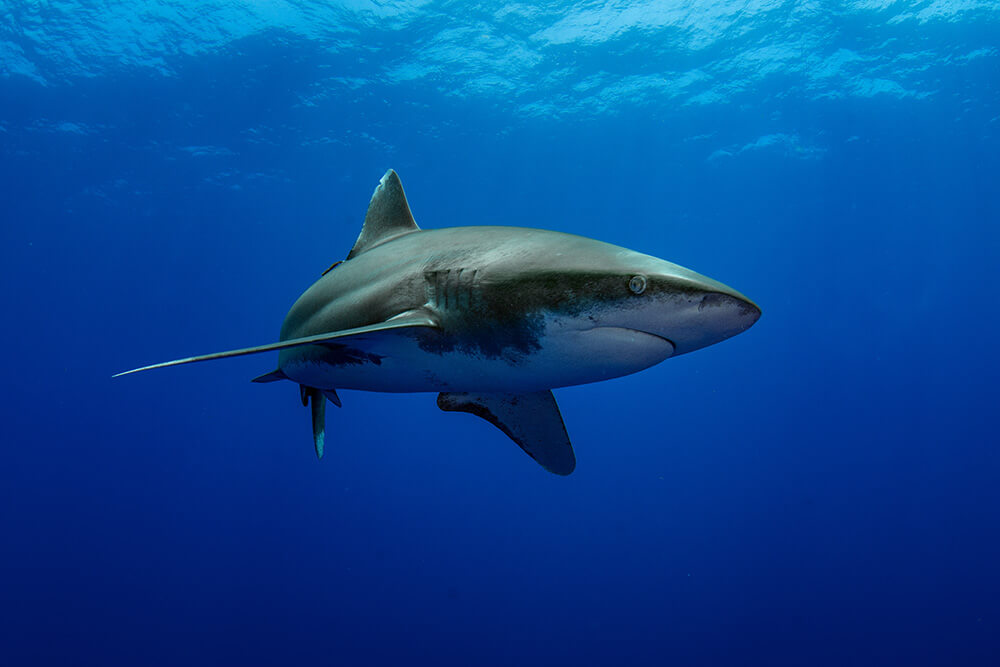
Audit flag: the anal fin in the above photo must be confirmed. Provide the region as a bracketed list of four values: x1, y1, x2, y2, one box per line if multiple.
[437, 390, 576, 475]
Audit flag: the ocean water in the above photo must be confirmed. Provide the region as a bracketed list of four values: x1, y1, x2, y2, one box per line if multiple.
[2, 2, 998, 665]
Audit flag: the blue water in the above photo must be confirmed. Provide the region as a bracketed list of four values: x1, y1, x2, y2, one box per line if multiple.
[2, 2, 998, 665]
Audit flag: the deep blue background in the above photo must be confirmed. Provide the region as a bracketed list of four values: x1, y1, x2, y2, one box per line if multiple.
[2, 3, 998, 665]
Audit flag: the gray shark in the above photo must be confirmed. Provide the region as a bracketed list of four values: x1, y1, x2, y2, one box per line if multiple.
[116, 169, 760, 475]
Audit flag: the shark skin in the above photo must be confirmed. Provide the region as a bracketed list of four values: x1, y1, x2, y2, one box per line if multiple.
[116, 170, 760, 475]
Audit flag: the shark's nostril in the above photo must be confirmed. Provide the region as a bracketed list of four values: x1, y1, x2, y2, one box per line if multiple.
[698, 292, 727, 310]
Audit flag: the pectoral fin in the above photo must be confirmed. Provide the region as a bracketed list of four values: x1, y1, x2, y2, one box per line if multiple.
[437, 390, 576, 476]
[113, 310, 439, 377]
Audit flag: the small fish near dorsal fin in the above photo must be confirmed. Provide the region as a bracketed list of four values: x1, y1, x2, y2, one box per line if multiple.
[346, 169, 420, 260]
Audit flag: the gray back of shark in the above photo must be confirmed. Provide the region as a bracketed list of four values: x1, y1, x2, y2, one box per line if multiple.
[115, 170, 760, 475]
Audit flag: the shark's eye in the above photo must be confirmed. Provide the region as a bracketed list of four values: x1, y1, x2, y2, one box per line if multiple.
[628, 274, 647, 295]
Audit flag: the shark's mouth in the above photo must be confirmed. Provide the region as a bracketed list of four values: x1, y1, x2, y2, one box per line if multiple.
[581, 326, 676, 360]
[626, 328, 677, 358]
[627, 328, 676, 352]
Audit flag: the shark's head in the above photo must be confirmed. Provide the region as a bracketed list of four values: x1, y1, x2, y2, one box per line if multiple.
[482, 231, 760, 361]
[592, 251, 761, 357]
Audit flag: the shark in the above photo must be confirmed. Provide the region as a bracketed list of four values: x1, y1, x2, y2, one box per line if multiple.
[116, 169, 760, 475]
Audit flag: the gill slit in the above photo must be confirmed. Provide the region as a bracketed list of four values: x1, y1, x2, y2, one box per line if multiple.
[425, 268, 479, 313]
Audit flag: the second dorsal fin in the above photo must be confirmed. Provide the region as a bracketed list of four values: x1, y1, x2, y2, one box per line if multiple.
[346, 169, 420, 260]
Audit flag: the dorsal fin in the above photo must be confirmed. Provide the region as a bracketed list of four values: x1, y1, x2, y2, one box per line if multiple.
[346, 169, 420, 260]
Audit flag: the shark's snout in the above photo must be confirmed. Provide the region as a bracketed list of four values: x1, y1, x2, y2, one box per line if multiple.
[616, 260, 760, 357]
[701, 290, 760, 333]
[666, 286, 760, 356]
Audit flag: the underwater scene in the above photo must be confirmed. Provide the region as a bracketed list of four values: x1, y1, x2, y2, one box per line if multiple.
[2, 2, 998, 665]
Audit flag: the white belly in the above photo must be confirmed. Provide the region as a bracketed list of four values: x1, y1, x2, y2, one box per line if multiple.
[281, 316, 674, 393]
